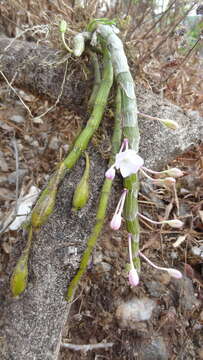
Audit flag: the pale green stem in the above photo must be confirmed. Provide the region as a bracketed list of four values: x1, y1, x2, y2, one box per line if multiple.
[94, 24, 141, 271]
[66, 86, 122, 301]
[87, 51, 101, 110]
[31, 47, 113, 228]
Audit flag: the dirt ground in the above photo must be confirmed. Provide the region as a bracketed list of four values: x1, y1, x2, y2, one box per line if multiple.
[59, 148, 203, 360]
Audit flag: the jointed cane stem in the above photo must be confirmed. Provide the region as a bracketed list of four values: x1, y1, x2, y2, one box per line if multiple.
[31, 48, 113, 228]
[66, 86, 122, 301]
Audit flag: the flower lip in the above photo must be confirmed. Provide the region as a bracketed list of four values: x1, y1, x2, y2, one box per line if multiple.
[115, 149, 144, 178]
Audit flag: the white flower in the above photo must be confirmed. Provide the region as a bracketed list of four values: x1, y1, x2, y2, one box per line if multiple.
[105, 139, 144, 180]
[115, 149, 144, 178]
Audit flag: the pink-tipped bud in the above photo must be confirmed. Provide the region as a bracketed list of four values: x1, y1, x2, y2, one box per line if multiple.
[128, 267, 139, 286]
[110, 214, 122, 230]
[165, 168, 184, 177]
[153, 177, 176, 187]
[164, 219, 184, 228]
[105, 166, 116, 180]
[167, 268, 182, 279]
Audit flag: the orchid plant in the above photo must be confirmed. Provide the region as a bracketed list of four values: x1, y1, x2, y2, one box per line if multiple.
[11, 18, 183, 300]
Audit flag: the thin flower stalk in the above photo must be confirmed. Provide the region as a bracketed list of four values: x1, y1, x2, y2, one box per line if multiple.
[110, 189, 128, 230]
[138, 213, 183, 228]
[142, 166, 184, 178]
[128, 234, 139, 286]
[139, 251, 182, 279]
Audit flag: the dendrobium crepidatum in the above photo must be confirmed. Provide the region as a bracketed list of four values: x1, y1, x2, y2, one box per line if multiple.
[107, 139, 183, 287]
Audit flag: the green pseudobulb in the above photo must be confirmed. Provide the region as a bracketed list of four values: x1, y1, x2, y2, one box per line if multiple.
[10, 251, 29, 297]
[31, 188, 57, 228]
[72, 152, 90, 210]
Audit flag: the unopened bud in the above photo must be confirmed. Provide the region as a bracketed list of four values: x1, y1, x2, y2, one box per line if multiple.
[105, 166, 116, 180]
[60, 20, 67, 33]
[164, 168, 184, 177]
[153, 177, 176, 187]
[167, 268, 182, 279]
[159, 119, 180, 130]
[110, 214, 122, 230]
[128, 267, 139, 286]
[164, 219, 184, 228]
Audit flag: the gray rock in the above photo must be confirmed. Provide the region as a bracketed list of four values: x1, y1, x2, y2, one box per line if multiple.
[10, 114, 25, 124]
[139, 336, 169, 360]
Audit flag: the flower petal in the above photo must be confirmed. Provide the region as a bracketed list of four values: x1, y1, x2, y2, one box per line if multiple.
[115, 150, 144, 177]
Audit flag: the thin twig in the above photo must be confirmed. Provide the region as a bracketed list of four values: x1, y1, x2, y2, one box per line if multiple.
[11, 138, 19, 215]
[61, 342, 114, 352]
[0, 71, 33, 117]
[33, 59, 69, 121]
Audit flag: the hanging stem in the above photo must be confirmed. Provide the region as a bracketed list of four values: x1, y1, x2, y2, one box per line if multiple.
[31, 47, 113, 228]
[66, 86, 122, 301]
[95, 24, 141, 272]
[87, 50, 101, 110]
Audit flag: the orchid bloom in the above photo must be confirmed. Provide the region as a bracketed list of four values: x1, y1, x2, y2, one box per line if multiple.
[105, 139, 144, 179]
[139, 251, 182, 279]
[110, 189, 128, 230]
[128, 234, 139, 286]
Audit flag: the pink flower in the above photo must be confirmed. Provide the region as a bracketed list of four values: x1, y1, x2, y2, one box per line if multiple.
[129, 267, 139, 286]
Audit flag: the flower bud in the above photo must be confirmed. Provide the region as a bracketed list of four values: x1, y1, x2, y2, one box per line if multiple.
[167, 268, 182, 279]
[159, 119, 180, 130]
[110, 213, 122, 230]
[153, 177, 176, 187]
[128, 267, 139, 286]
[105, 166, 116, 180]
[59, 20, 67, 33]
[72, 152, 90, 210]
[164, 219, 184, 228]
[164, 168, 184, 177]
